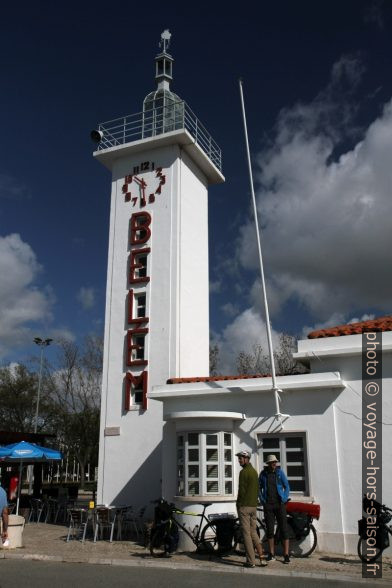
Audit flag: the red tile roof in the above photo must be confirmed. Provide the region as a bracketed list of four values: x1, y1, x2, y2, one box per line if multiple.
[167, 374, 271, 385]
[308, 315, 392, 339]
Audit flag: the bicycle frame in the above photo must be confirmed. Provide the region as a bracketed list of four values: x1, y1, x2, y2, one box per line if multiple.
[257, 506, 314, 539]
[257, 507, 317, 545]
[170, 503, 212, 546]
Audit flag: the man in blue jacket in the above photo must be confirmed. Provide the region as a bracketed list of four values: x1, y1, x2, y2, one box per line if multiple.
[259, 454, 290, 563]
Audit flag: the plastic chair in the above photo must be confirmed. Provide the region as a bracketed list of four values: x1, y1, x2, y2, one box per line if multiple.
[28, 498, 45, 523]
[115, 506, 126, 540]
[117, 505, 147, 541]
[43, 498, 58, 523]
[54, 498, 74, 524]
[136, 506, 147, 540]
[66, 508, 88, 542]
[116, 506, 138, 540]
[94, 507, 116, 542]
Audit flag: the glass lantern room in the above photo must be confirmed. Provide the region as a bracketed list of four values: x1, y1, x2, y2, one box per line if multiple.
[142, 32, 184, 137]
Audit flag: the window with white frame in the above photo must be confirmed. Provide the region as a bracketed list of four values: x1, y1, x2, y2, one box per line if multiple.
[134, 293, 147, 319]
[132, 379, 144, 405]
[258, 433, 309, 494]
[131, 334, 145, 361]
[176, 432, 233, 496]
[134, 254, 148, 279]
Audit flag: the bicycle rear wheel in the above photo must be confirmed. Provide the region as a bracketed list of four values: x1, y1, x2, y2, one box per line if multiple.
[257, 518, 269, 552]
[357, 536, 383, 563]
[287, 521, 317, 557]
[150, 527, 170, 557]
[233, 518, 267, 553]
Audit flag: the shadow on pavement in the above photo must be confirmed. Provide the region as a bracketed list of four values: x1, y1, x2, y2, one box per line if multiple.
[319, 556, 361, 565]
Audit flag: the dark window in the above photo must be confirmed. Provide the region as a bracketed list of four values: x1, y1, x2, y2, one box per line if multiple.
[259, 433, 309, 495]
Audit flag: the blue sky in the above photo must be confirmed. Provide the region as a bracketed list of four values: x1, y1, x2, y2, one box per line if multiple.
[1, 1, 392, 372]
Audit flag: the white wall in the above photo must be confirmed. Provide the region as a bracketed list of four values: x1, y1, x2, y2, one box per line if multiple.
[97, 140, 210, 510]
[153, 336, 392, 554]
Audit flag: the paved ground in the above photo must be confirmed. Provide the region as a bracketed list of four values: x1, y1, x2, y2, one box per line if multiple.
[1, 522, 391, 584]
[0, 560, 388, 588]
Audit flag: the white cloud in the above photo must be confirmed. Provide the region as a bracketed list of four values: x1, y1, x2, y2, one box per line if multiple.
[215, 307, 280, 374]
[236, 58, 392, 321]
[302, 312, 376, 338]
[77, 287, 95, 310]
[301, 312, 347, 338]
[220, 302, 239, 317]
[209, 280, 222, 294]
[48, 327, 75, 342]
[347, 313, 376, 324]
[0, 233, 53, 356]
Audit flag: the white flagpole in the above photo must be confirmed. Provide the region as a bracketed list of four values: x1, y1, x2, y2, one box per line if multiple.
[238, 78, 289, 425]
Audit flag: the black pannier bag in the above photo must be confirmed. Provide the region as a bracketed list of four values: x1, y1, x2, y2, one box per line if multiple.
[166, 521, 179, 553]
[154, 500, 174, 524]
[214, 518, 236, 554]
[358, 516, 390, 549]
[289, 513, 310, 538]
[377, 527, 390, 550]
[358, 517, 367, 539]
[153, 500, 179, 553]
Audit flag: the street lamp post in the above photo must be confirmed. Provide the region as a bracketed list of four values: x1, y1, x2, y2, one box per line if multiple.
[33, 337, 53, 434]
[29, 337, 53, 494]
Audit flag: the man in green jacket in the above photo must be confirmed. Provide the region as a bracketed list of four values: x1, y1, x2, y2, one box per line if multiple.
[236, 450, 267, 568]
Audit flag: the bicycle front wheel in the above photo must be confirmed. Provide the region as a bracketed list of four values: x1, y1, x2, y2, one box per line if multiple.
[357, 536, 383, 563]
[287, 521, 317, 557]
[150, 527, 169, 557]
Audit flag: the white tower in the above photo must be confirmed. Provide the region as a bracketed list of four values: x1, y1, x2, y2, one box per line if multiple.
[94, 31, 224, 508]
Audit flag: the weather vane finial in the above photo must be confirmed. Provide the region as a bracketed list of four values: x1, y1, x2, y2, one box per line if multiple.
[160, 29, 171, 53]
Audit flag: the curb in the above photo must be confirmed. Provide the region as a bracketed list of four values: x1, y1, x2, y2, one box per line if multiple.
[1, 551, 391, 584]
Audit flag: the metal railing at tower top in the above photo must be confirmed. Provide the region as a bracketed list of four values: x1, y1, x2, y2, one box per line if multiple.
[94, 100, 222, 171]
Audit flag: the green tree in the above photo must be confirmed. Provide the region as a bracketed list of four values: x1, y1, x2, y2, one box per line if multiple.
[236, 334, 309, 376]
[209, 343, 220, 376]
[50, 335, 102, 489]
[0, 363, 55, 433]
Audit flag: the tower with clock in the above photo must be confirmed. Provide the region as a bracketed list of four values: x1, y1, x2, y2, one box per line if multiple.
[93, 30, 224, 507]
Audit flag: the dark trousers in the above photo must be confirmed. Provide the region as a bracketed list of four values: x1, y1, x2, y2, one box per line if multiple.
[264, 501, 289, 540]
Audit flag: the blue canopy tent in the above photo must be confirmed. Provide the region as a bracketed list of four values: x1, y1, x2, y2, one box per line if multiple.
[0, 441, 62, 515]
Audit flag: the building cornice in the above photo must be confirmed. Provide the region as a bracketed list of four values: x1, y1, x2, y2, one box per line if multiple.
[294, 331, 392, 363]
[94, 128, 224, 184]
[163, 411, 246, 421]
[149, 371, 345, 400]
[294, 343, 392, 361]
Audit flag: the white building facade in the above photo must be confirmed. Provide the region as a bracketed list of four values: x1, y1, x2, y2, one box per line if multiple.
[150, 322, 392, 555]
[94, 33, 391, 556]
[94, 32, 224, 508]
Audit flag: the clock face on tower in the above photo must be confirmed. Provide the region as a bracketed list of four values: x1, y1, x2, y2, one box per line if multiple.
[122, 161, 166, 208]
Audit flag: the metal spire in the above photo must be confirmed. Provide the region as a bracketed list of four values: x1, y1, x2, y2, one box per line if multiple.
[159, 29, 171, 54]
